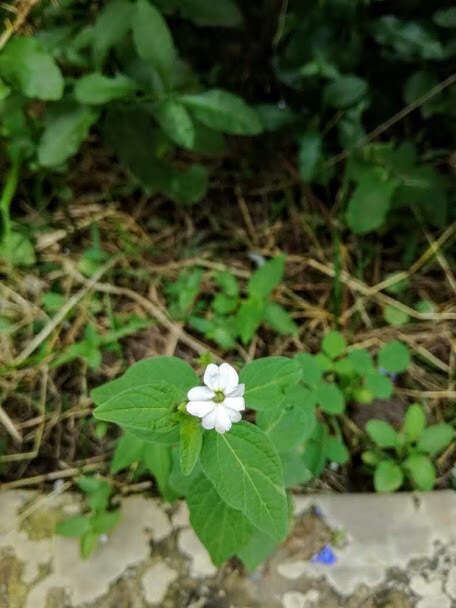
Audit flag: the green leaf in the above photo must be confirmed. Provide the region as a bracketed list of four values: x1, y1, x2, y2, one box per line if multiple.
[280, 450, 313, 487]
[263, 302, 298, 336]
[315, 353, 332, 371]
[298, 131, 321, 182]
[187, 474, 253, 565]
[38, 104, 99, 167]
[346, 167, 398, 234]
[180, 89, 262, 135]
[236, 296, 264, 345]
[294, 353, 322, 387]
[0, 37, 63, 100]
[433, 7, 456, 28]
[322, 331, 346, 359]
[256, 385, 316, 452]
[325, 437, 349, 464]
[374, 16, 444, 61]
[132, 0, 177, 84]
[110, 432, 145, 474]
[248, 256, 285, 299]
[55, 515, 90, 538]
[0, 230, 36, 266]
[154, 99, 195, 149]
[403, 404, 426, 443]
[90, 510, 120, 534]
[315, 382, 345, 414]
[178, 0, 243, 27]
[347, 348, 374, 375]
[80, 530, 98, 559]
[93, 0, 134, 69]
[378, 340, 410, 373]
[256, 103, 297, 132]
[163, 164, 209, 206]
[214, 270, 239, 297]
[191, 120, 226, 155]
[417, 424, 454, 456]
[302, 422, 328, 477]
[383, 305, 410, 327]
[201, 421, 288, 541]
[237, 528, 277, 571]
[168, 447, 201, 497]
[332, 357, 354, 377]
[366, 420, 398, 448]
[143, 442, 176, 500]
[212, 293, 238, 315]
[374, 461, 403, 493]
[324, 75, 368, 108]
[241, 356, 302, 410]
[78, 477, 112, 512]
[179, 417, 202, 475]
[365, 371, 393, 399]
[74, 73, 138, 105]
[404, 454, 435, 491]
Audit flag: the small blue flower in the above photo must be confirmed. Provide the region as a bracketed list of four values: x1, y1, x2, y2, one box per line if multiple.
[313, 506, 324, 518]
[379, 367, 398, 383]
[311, 545, 337, 565]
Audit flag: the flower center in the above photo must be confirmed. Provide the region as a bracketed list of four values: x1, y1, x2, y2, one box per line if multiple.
[213, 390, 225, 403]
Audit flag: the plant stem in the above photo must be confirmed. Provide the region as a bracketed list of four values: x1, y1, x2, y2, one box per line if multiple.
[0, 155, 21, 244]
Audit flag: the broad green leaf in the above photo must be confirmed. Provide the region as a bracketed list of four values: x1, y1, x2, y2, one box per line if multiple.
[162, 164, 209, 206]
[201, 421, 288, 541]
[0, 37, 63, 100]
[212, 293, 238, 315]
[180, 89, 262, 135]
[178, 0, 243, 27]
[404, 454, 435, 491]
[256, 103, 297, 132]
[241, 356, 302, 410]
[322, 331, 346, 359]
[55, 515, 90, 538]
[77, 477, 111, 512]
[403, 71, 438, 117]
[179, 417, 202, 475]
[236, 295, 264, 345]
[187, 474, 253, 565]
[374, 461, 403, 493]
[263, 302, 298, 336]
[298, 131, 321, 182]
[143, 442, 177, 500]
[365, 371, 393, 399]
[325, 437, 349, 464]
[366, 420, 398, 448]
[280, 450, 313, 487]
[374, 16, 444, 61]
[80, 530, 98, 559]
[38, 104, 99, 167]
[417, 423, 454, 456]
[214, 271, 239, 297]
[395, 166, 447, 228]
[347, 348, 374, 375]
[315, 353, 332, 371]
[74, 73, 138, 105]
[248, 256, 285, 298]
[403, 404, 426, 443]
[154, 99, 195, 148]
[433, 7, 456, 28]
[378, 340, 410, 373]
[256, 385, 316, 452]
[294, 353, 322, 387]
[90, 510, 120, 534]
[361, 450, 382, 467]
[384, 305, 410, 327]
[168, 447, 201, 496]
[315, 382, 345, 414]
[332, 357, 354, 377]
[346, 167, 398, 234]
[128, 426, 180, 445]
[191, 120, 226, 155]
[237, 528, 277, 571]
[324, 75, 368, 108]
[415, 300, 435, 314]
[93, 0, 134, 69]
[132, 0, 177, 84]
[110, 432, 145, 474]
[0, 230, 36, 266]
[302, 422, 328, 477]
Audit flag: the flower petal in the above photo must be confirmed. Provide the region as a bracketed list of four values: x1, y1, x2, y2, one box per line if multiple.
[215, 405, 232, 434]
[204, 363, 221, 390]
[187, 400, 215, 418]
[202, 409, 217, 430]
[226, 409, 242, 423]
[226, 383, 245, 398]
[224, 396, 245, 412]
[187, 386, 214, 401]
[218, 362, 239, 393]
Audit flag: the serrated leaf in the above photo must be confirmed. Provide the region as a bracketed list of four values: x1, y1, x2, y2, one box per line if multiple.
[263, 301, 298, 336]
[180, 417, 202, 475]
[403, 404, 426, 443]
[93, 0, 134, 69]
[322, 331, 346, 359]
[0, 37, 63, 100]
[154, 99, 195, 148]
[366, 420, 398, 448]
[294, 353, 322, 387]
[374, 460, 403, 493]
[378, 340, 410, 373]
[180, 89, 262, 135]
[248, 255, 285, 298]
[55, 515, 90, 538]
[75, 73, 138, 105]
[241, 357, 302, 410]
[315, 382, 345, 414]
[365, 371, 393, 399]
[417, 423, 454, 456]
[404, 454, 435, 491]
[187, 474, 253, 565]
[201, 421, 288, 541]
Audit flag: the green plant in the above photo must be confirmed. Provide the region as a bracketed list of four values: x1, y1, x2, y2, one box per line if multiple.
[55, 476, 120, 558]
[362, 403, 454, 492]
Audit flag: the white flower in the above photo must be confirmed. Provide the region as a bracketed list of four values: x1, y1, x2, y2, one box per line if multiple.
[186, 362, 245, 434]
